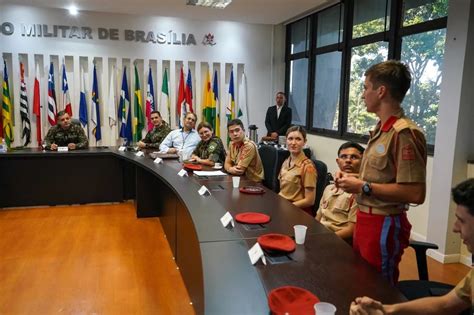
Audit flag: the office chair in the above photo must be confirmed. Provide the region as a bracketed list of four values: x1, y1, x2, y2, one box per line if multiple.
[311, 159, 328, 217]
[258, 144, 279, 192]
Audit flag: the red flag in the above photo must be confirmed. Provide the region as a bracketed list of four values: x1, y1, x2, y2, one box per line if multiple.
[33, 64, 42, 145]
[176, 67, 186, 128]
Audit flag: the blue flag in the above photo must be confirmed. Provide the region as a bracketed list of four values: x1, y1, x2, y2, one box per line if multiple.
[79, 68, 88, 128]
[118, 68, 132, 142]
[91, 65, 101, 141]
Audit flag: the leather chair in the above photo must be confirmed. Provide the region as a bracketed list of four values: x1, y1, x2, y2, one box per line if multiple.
[311, 159, 328, 217]
[258, 144, 279, 191]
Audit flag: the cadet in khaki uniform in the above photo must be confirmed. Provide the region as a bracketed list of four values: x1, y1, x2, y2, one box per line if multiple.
[336, 60, 427, 285]
[137, 111, 171, 149]
[225, 119, 264, 182]
[45, 111, 88, 150]
[191, 121, 226, 166]
[316, 142, 365, 241]
[278, 126, 316, 216]
[350, 179, 474, 315]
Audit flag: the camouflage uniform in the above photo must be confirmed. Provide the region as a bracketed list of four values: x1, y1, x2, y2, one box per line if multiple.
[192, 136, 226, 164]
[141, 122, 171, 149]
[45, 124, 89, 149]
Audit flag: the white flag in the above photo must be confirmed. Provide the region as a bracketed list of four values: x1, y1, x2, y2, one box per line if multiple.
[108, 65, 117, 127]
[238, 71, 249, 131]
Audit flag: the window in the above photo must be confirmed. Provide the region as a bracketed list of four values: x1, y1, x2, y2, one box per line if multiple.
[285, 0, 448, 150]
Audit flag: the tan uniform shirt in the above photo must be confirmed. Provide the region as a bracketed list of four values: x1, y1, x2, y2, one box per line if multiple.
[316, 184, 357, 232]
[454, 269, 473, 306]
[278, 151, 317, 203]
[229, 137, 264, 182]
[357, 109, 427, 212]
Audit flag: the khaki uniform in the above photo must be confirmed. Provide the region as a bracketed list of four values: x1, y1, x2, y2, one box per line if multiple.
[192, 136, 226, 164]
[45, 124, 88, 149]
[278, 151, 317, 205]
[316, 184, 357, 233]
[454, 269, 474, 306]
[228, 137, 264, 182]
[141, 122, 171, 149]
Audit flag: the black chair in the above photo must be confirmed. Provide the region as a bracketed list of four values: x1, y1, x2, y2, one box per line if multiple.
[311, 159, 328, 217]
[258, 144, 279, 191]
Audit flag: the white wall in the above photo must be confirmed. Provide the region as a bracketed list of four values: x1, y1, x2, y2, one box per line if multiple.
[0, 5, 274, 146]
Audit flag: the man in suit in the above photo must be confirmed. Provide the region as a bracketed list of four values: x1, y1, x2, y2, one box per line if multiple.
[265, 92, 292, 139]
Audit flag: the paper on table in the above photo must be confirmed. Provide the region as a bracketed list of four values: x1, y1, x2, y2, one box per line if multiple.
[193, 170, 227, 176]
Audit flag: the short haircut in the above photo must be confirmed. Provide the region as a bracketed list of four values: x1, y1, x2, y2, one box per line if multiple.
[227, 119, 244, 130]
[364, 60, 411, 103]
[276, 91, 286, 98]
[150, 110, 161, 117]
[56, 110, 68, 119]
[337, 141, 365, 156]
[197, 121, 213, 132]
[452, 178, 474, 216]
[185, 112, 197, 121]
[286, 125, 306, 141]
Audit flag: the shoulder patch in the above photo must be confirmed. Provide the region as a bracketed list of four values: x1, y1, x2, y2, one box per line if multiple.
[392, 119, 410, 132]
[402, 144, 416, 160]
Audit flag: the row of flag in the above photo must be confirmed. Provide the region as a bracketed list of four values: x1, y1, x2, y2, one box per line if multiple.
[1, 60, 249, 148]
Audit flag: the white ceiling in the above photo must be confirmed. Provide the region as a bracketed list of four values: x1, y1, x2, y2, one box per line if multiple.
[0, 0, 329, 25]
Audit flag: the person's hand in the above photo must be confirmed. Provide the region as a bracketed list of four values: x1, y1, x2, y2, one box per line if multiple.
[350, 297, 386, 315]
[335, 172, 363, 193]
[137, 141, 146, 149]
[168, 148, 177, 154]
[230, 165, 245, 175]
[68, 143, 76, 150]
[50, 143, 58, 151]
[270, 132, 278, 139]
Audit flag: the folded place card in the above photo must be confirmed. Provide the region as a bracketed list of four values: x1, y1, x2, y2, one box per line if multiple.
[220, 211, 235, 228]
[57, 146, 68, 152]
[118, 146, 126, 152]
[177, 169, 188, 177]
[198, 185, 211, 196]
[153, 157, 163, 164]
[248, 242, 266, 265]
[135, 151, 144, 157]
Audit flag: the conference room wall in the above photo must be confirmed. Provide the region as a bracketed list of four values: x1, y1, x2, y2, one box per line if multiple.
[0, 4, 275, 147]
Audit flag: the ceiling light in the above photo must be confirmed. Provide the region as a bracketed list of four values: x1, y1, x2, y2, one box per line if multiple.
[68, 5, 79, 15]
[186, 0, 232, 9]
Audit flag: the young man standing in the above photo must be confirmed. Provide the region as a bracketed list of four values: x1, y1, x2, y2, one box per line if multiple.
[336, 60, 427, 285]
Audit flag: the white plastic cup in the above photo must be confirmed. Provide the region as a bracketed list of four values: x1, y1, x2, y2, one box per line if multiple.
[293, 225, 307, 245]
[214, 162, 222, 168]
[232, 176, 240, 188]
[314, 302, 336, 315]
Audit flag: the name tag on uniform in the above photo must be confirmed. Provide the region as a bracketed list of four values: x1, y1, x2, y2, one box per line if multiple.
[153, 157, 163, 164]
[58, 146, 68, 152]
[135, 151, 144, 157]
[248, 242, 266, 265]
[220, 211, 234, 228]
[118, 146, 126, 152]
[198, 185, 211, 196]
[177, 169, 188, 177]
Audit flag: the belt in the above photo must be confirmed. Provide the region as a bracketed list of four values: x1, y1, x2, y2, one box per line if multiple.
[358, 204, 407, 216]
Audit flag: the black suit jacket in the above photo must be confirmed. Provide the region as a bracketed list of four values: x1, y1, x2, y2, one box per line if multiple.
[265, 105, 292, 136]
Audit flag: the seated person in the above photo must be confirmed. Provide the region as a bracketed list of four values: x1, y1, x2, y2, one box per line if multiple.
[159, 112, 200, 158]
[278, 126, 316, 216]
[225, 119, 264, 182]
[190, 122, 226, 167]
[350, 178, 474, 315]
[137, 111, 171, 150]
[264, 91, 292, 140]
[316, 142, 365, 241]
[45, 110, 88, 150]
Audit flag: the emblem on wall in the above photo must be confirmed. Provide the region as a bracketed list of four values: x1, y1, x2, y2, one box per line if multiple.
[202, 33, 216, 46]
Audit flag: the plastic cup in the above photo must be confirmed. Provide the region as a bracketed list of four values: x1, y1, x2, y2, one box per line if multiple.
[232, 176, 240, 188]
[314, 302, 336, 315]
[293, 225, 307, 245]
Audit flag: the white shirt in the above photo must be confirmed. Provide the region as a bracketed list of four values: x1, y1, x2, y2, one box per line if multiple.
[277, 105, 283, 119]
[159, 128, 200, 156]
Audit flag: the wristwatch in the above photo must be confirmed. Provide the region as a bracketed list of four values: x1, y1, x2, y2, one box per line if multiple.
[362, 182, 372, 196]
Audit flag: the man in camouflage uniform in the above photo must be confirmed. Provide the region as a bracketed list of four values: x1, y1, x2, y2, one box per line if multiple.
[138, 111, 171, 149]
[45, 111, 88, 150]
[191, 121, 226, 166]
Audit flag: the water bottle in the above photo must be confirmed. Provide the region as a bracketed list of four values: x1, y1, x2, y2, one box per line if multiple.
[0, 138, 7, 153]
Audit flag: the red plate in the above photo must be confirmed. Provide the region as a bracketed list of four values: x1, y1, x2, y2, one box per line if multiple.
[257, 233, 296, 253]
[235, 212, 271, 224]
[183, 163, 202, 171]
[239, 186, 265, 194]
[268, 286, 319, 315]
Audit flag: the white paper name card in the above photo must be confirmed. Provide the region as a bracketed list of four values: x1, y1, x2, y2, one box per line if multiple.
[177, 169, 188, 177]
[198, 185, 211, 196]
[57, 146, 68, 152]
[118, 146, 126, 152]
[153, 157, 163, 164]
[220, 211, 234, 228]
[248, 242, 266, 265]
[135, 151, 144, 157]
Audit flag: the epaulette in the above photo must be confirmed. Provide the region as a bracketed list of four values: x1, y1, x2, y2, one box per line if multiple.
[393, 118, 421, 133]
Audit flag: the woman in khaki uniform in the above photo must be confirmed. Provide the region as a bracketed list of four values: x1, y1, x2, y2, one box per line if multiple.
[278, 126, 317, 215]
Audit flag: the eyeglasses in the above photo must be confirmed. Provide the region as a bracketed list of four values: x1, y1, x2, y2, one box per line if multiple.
[338, 154, 361, 161]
